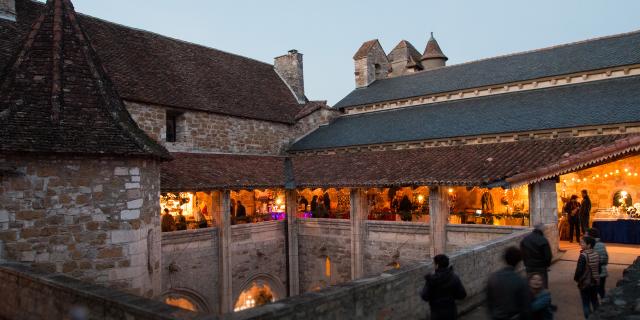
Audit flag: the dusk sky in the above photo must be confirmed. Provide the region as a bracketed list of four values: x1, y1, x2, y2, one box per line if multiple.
[59, 0, 640, 105]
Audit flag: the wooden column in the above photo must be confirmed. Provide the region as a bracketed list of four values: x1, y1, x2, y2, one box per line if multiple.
[285, 189, 300, 296]
[350, 188, 368, 280]
[213, 190, 233, 314]
[429, 186, 449, 256]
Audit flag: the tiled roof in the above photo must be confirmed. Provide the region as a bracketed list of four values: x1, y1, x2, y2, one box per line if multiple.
[291, 135, 640, 188]
[388, 40, 422, 64]
[421, 33, 447, 61]
[161, 153, 288, 191]
[291, 76, 640, 151]
[353, 39, 381, 59]
[295, 100, 335, 120]
[1, 0, 301, 124]
[0, 0, 170, 159]
[335, 30, 640, 109]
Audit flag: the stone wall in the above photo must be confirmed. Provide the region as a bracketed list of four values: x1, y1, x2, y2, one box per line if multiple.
[162, 228, 219, 314]
[125, 101, 337, 156]
[297, 219, 352, 292]
[231, 221, 288, 304]
[591, 256, 640, 319]
[0, 154, 162, 297]
[446, 224, 528, 252]
[227, 229, 529, 320]
[364, 221, 431, 276]
[0, 262, 200, 320]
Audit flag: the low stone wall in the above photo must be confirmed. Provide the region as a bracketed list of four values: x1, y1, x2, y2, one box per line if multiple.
[231, 221, 288, 303]
[590, 256, 640, 319]
[365, 221, 430, 276]
[162, 228, 218, 314]
[447, 224, 528, 252]
[226, 229, 530, 320]
[297, 219, 351, 292]
[0, 262, 200, 320]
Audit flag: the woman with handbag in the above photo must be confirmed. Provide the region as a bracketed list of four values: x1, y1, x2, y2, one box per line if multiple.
[574, 237, 600, 319]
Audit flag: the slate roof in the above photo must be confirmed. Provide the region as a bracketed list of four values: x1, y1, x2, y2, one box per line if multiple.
[291, 135, 640, 188]
[335, 30, 640, 109]
[291, 76, 640, 151]
[0, 0, 170, 159]
[388, 40, 422, 64]
[161, 153, 288, 191]
[353, 39, 381, 59]
[0, 0, 301, 124]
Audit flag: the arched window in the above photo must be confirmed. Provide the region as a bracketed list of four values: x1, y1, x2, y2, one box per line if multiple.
[162, 289, 208, 312]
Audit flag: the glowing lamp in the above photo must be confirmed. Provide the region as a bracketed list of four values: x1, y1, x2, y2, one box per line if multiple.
[448, 188, 454, 193]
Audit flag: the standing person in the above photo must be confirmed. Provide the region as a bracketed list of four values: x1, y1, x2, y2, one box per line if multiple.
[236, 201, 247, 222]
[420, 254, 467, 320]
[487, 246, 532, 320]
[574, 237, 600, 319]
[588, 228, 609, 298]
[520, 224, 552, 288]
[161, 208, 176, 232]
[579, 190, 592, 234]
[529, 273, 554, 320]
[564, 195, 581, 243]
[175, 209, 187, 231]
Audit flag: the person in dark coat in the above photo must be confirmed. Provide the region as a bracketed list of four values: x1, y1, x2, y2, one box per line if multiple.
[579, 190, 592, 234]
[175, 209, 187, 231]
[310, 195, 318, 214]
[421, 254, 467, 320]
[520, 224, 552, 288]
[236, 201, 247, 222]
[323, 192, 331, 213]
[487, 246, 532, 320]
[161, 208, 176, 232]
[564, 195, 581, 243]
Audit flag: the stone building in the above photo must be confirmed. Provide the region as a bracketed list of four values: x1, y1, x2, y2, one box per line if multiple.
[2, 0, 640, 319]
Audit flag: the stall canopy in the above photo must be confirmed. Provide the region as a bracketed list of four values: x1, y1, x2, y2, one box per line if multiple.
[161, 153, 290, 191]
[161, 135, 640, 191]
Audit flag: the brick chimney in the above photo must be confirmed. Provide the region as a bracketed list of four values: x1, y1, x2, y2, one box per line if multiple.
[275, 50, 306, 103]
[353, 39, 389, 88]
[0, 0, 15, 21]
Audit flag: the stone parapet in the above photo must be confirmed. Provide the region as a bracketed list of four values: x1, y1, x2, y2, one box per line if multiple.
[0, 262, 201, 320]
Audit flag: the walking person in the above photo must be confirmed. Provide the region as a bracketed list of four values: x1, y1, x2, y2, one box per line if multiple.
[420, 254, 467, 320]
[579, 190, 592, 234]
[574, 237, 600, 319]
[564, 195, 581, 243]
[529, 273, 554, 320]
[520, 224, 552, 288]
[588, 228, 609, 298]
[487, 246, 532, 320]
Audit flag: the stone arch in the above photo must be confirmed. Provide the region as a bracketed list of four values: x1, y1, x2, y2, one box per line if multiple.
[162, 288, 210, 313]
[234, 273, 286, 311]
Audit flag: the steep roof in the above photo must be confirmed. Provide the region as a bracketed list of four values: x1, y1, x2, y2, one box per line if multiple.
[291, 135, 640, 188]
[0, 0, 301, 124]
[0, 0, 169, 159]
[421, 33, 447, 61]
[291, 76, 640, 151]
[335, 30, 640, 109]
[353, 39, 381, 59]
[388, 40, 422, 63]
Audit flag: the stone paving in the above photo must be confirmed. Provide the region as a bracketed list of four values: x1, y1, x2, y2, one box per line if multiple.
[459, 241, 640, 320]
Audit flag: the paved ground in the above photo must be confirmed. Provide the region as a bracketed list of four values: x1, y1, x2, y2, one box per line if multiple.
[459, 241, 640, 320]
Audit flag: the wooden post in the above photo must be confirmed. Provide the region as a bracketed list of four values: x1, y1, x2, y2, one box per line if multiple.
[429, 186, 449, 256]
[285, 189, 300, 296]
[213, 190, 233, 314]
[350, 188, 368, 280]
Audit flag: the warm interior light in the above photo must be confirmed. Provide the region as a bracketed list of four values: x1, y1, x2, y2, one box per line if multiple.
[417, 195, 424, 203]
[622, 191, 628, 197]
[275, 198, 282, 205]
[448, 188, 454, 193]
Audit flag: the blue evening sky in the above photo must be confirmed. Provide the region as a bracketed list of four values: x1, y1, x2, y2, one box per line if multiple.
[62, 0, 640, 105]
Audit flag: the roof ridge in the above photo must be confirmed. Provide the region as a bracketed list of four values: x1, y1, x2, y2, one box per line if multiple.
[375, 28, 640, 83]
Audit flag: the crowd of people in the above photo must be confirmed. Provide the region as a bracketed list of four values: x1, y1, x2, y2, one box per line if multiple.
[421, 224, 609, 320]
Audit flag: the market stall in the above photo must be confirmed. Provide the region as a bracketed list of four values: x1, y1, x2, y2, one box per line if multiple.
[448, 186, 530, 226]
[296, 188, 350, 219]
